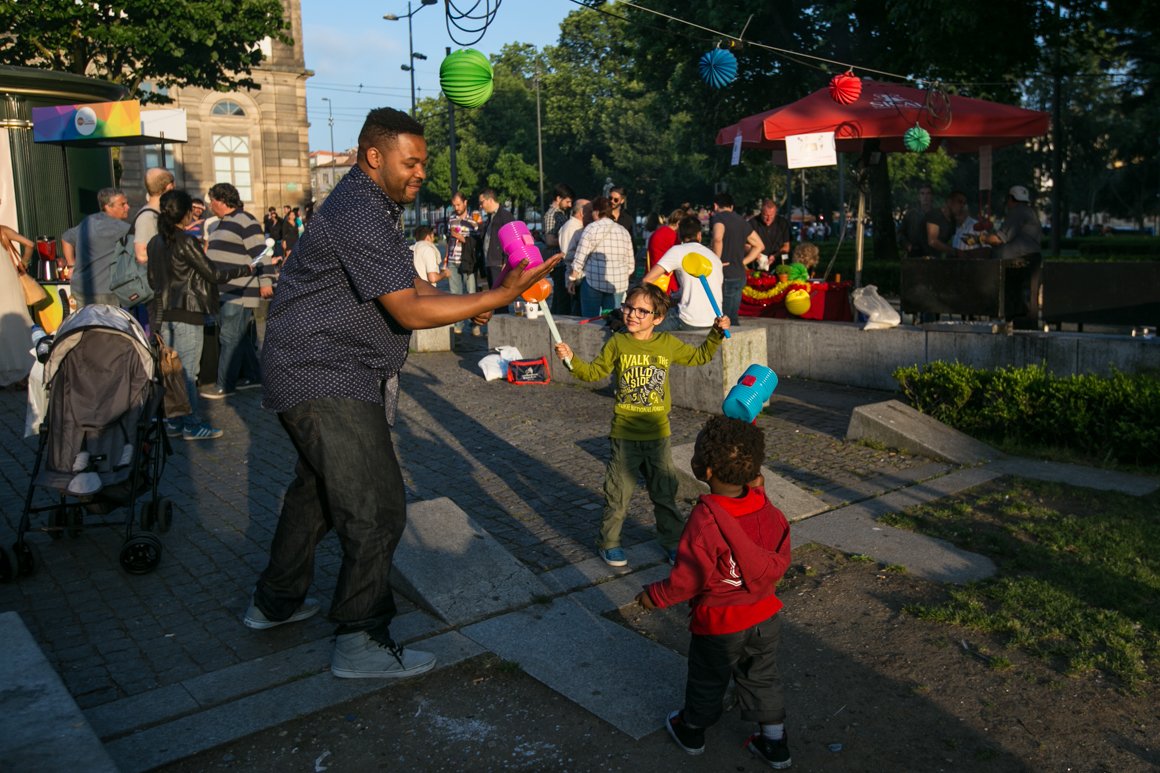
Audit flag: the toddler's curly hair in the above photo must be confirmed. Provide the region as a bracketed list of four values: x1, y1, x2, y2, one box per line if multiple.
[695, 415, 765, 485]
[791, 242, 820, 269]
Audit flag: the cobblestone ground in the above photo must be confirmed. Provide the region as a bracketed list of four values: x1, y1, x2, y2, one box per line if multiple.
[0, 333, 939, 711]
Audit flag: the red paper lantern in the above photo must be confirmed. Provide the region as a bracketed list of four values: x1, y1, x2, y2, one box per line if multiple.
[829, 71, 862, 104]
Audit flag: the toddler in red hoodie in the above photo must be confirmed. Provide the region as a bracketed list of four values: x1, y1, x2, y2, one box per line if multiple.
[636, 414, 792, 768]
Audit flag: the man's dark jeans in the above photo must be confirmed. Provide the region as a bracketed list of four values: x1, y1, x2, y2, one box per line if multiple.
[254, 398, 406, 634]
[722, 276, 747, 326]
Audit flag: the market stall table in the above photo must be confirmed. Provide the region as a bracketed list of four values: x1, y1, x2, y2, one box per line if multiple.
[740, 273, 853, 321]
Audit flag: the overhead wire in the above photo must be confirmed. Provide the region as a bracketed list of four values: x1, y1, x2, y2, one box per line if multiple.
[445, 0, 503, 46]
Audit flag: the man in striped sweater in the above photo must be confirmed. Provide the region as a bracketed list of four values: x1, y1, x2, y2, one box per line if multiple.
[202, 182, 272, 400]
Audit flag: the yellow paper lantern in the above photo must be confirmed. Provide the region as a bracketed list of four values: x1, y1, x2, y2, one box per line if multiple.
[785, 288, 811, 316]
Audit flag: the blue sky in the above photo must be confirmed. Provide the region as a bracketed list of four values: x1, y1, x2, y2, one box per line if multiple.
[301, 0, 576, 153]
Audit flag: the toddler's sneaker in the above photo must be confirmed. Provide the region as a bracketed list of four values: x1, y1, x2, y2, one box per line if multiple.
[183, 422, 224, 441]
[747, 732, 792, 769]
[599, 546, 627, 567]
[665, 710, 705, 755]
[162, 419, 183, 438]
[331, 629, 437, 679]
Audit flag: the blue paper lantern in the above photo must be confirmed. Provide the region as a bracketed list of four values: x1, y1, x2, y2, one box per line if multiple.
[699, 49, 738, 89]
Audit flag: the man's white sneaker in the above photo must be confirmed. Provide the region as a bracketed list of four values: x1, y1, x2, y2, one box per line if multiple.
[331, 630, 437, 679]
[243, 597, 321, 630]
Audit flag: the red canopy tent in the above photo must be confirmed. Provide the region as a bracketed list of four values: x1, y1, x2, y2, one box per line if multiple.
[715, 79, 1049, 153]
[716, 80, 1049, 287]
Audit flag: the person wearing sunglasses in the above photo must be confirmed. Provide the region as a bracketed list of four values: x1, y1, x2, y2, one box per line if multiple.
[554, 283, 729, 569]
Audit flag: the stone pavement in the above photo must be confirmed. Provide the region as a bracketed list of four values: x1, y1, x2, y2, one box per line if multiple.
[2, 332, 1152, 769]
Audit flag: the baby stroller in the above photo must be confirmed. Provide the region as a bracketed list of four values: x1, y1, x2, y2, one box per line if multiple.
[1, 305, 172, 581]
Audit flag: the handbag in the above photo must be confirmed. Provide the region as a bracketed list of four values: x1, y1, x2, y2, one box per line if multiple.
[19, 271, 52, 311]
[155, 335, 192, 417]
[10, 244, 50, 310]
[506, 356, 551, 385]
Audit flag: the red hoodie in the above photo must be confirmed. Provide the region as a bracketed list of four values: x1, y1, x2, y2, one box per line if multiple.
[645, 487, 791, 635]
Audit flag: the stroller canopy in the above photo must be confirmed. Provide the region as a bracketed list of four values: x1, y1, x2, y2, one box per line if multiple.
[43, 304, 153, 385]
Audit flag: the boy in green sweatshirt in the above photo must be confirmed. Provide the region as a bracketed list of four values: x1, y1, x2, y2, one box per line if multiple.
[554, 283, 729, 567]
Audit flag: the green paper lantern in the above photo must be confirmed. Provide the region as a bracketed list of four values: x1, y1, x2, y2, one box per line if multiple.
[904, 124, 931, 153]
[440, 49, 494, 109]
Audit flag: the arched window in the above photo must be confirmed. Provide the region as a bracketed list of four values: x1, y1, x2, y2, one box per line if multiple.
[212, 135, 252, 201]
[212, 100, 246, 117]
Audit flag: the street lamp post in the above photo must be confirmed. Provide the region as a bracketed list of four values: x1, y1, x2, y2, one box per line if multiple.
[320, 96, 335, 192]
[384, 0, 437, 224]
[446, 46, 458, 195]
[384, 0, 437, 118]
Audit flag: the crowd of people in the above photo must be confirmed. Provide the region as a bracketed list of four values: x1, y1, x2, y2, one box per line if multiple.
[416, 186, 825, 333]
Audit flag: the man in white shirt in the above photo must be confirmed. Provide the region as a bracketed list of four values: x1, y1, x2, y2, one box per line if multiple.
[411, 225, 447, 285]
[641, 216, 724, 332]
[568, 196, 634, 318]
[554, 198, 589, 314]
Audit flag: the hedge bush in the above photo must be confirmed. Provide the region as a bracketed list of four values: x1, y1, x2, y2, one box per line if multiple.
[893, 362, 1160, 467]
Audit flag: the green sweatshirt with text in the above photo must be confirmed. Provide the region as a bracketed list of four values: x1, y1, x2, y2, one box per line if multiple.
[569, 330, 724, 441]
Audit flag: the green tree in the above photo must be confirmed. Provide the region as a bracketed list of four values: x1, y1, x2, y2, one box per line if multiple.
[0, 0, 290, 101]
[487, 151, 539, 216]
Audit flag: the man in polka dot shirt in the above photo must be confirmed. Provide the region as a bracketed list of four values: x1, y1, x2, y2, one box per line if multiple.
[246, 107, 559, 679]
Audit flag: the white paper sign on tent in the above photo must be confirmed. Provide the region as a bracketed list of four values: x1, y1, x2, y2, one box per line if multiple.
[731, 132, 743, 166]
[785, 131, 837, 169]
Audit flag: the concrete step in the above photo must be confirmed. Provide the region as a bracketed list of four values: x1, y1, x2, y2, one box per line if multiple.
[463, 591, 684, 741]
[0, 611, 118, 773]
[792, 467, 1004, 584]
[846, 400, 1000, 465]
[992, 458, 1159, 495]
[392, 498, 551, 626]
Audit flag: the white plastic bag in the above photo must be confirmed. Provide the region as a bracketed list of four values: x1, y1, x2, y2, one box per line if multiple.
[478, 346, 524, 381]
[851, 285, 901, 331]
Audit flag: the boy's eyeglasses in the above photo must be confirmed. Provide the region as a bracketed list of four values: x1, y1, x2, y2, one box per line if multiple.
[622, 304, 658, 318]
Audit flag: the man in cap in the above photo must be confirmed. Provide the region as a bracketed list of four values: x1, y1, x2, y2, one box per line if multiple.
[987, 185, 1044, 324]
[987, 186, 1042, 260]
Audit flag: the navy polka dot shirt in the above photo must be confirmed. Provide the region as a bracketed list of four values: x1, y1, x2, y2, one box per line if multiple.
[261, 165, 414, 417]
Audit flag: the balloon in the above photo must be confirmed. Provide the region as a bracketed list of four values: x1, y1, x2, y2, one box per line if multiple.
[829, 71, 862, 104]
[904, 124, 931, 153]
[785, 288, 811, 316]
[440, 49, 494, 109]
[699, 49, 738, 89]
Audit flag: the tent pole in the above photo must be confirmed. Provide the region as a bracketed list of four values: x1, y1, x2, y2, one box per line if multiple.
[854, 190, 865, 288]
[838, 154, 846, 234]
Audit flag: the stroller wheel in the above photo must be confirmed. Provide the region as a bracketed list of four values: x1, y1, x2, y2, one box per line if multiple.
[0, 545, 16, 583]
[12, 541, 38, 578]
[120, 534, 162, 575]
[156, 498, 174, 534]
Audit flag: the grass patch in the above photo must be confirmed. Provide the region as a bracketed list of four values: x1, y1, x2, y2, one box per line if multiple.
[881, 477, 1160, 690]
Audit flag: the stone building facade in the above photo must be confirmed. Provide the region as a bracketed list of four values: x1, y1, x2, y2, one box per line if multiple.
[119, 0, 311, 212]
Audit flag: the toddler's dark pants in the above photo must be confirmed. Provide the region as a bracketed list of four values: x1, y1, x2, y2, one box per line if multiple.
[683, 613, 785, 728]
